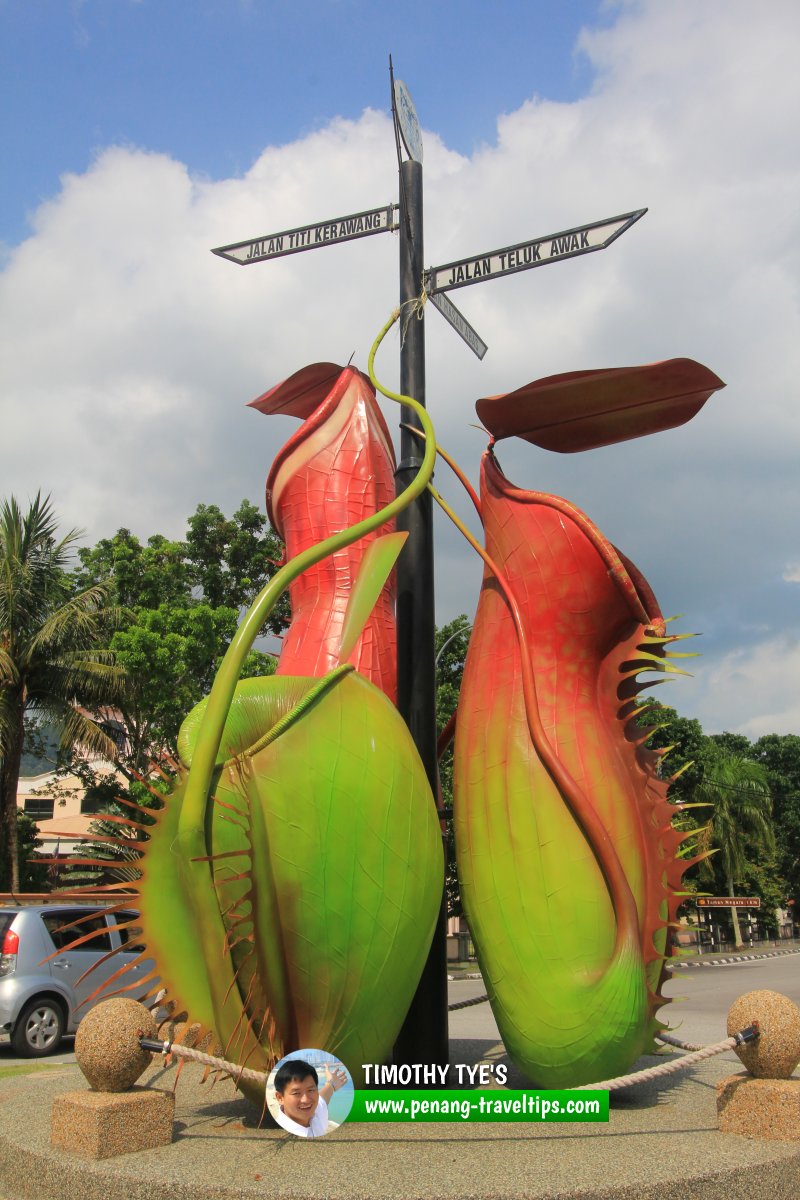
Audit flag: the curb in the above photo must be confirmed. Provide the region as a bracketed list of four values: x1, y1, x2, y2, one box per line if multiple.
[451, 949, 800, 981]
[3, 1058, 800, 1200]
[666, 947, 800, 970]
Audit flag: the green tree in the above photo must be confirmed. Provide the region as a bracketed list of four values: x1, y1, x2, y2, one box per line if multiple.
[738, 853, 787, 937]
[0, 811, 49, 892]
[709, 731, 752, 756]
[693, 752, 775, 946]
[633, 700, 709, 801]
[73, 501, 284, 769]
[74, 529, 189, 610]
[104, 601, 242, 770]
[0, 494, 124, 891]
[631, 700, 713, 909]
[185, 500, 287, 623]
[435, 615, 471, 917]
[750, 733, 800, 908]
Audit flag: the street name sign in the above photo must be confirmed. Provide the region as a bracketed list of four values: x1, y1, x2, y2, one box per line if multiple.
[211, 204, 398, 266]
[427, 290, 488, 360]
[696, 897, 762, 908]
[425, 209, 646, 295]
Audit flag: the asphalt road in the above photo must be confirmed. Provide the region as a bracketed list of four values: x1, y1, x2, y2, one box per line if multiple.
[446, 952, 800, 1049]
[660, 952, 800, 1043]
[2, 952, 797, 1073]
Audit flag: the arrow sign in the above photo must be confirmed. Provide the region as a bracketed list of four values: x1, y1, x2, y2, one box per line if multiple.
[211, 204, 398, 265]
[428, 290, 488, 360]
[426, 209, 646, 294]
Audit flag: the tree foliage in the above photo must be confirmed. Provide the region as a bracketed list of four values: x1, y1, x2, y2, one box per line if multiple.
[73, 500, 285, 769]
[692, 751, 774, 945]
[0, 493, 124, 891]
[0, 811, 49, 892]
[435, 615, 471, 917]
[636, 699, 798, 935]
[185, 500, 287, 617]
[750, 733, 800, 907]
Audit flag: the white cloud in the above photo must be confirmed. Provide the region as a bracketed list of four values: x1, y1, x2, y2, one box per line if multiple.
[783, 565, 800, 584]
[686, 635, 800, 738]
[2, 0, 800, 734]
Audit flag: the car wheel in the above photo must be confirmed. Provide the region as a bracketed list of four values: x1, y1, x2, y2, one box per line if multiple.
[11, 998, 66, 1057]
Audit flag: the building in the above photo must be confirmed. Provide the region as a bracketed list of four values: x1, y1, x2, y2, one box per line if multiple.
[16, 714, 125, 869]
[17, 762, 120, 865]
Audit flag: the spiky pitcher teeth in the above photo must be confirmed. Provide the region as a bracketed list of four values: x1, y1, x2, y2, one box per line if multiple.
[453, 450, 690, 1087]
[134, 668, 443, 1103]
[48, 314, 444, 1110]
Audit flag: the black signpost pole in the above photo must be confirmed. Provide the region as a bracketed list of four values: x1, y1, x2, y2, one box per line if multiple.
[392, 156, 449, 1072]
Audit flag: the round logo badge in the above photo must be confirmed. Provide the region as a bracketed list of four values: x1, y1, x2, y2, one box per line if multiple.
[266, 1049, 354, 1138]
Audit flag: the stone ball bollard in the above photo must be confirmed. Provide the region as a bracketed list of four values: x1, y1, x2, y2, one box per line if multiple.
[727, 988, 800, 1079]
[74, 998, 158, 1092]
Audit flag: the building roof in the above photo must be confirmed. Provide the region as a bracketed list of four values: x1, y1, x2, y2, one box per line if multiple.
[36, 814, 97, 840]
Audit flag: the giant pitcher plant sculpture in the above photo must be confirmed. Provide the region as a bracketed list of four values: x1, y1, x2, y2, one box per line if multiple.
[53, 309, 724, 1097]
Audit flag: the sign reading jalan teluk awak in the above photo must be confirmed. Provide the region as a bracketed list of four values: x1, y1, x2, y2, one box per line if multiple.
[425, 210, 645, 294]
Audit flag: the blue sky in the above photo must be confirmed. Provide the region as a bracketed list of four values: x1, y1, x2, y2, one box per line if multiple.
[1, 0, 603, 248]
[2, 0, 800, 737]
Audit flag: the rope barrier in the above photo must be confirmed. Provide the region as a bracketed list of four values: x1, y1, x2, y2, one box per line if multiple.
[655, 1030, 705, 1052]
[140, 1038, 268, 1085]
[447, 992, 490, 1011]
[140, 1022, 758, 1096]
[576, 1026, 759, 1092]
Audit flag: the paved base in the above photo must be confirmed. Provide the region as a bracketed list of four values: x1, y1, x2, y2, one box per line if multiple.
[2, 1051, 800, 1200]
[717, 1073, 800, 1141]
[50, 1087, 175, 1159]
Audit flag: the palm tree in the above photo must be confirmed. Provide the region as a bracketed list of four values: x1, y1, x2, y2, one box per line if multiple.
[0, 493, 125, 891]
[693, 751, 775, 947]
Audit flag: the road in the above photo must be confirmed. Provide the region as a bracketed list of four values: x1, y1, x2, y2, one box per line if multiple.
[2, 953, 798, 1072]
[447, 953, 800, 1048]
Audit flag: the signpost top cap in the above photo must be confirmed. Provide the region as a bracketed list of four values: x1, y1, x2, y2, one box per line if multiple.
[393, 78, 423, 163]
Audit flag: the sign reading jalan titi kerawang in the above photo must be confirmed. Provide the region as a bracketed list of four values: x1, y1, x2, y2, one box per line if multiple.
[211, 204, 398, 265]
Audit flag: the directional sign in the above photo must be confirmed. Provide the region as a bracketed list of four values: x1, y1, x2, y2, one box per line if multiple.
[696, 897, 761, 908]
[426, 209, 646, 294]
[428, 290, 487, 360]
[211, 204, 398, 266]
[394, 78, 423, 163]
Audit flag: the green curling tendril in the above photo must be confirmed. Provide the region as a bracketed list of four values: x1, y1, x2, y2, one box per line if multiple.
[174, 305, 437, 1038]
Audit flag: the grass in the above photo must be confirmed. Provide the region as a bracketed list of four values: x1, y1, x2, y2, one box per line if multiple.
[0, 1061, 70, 1080]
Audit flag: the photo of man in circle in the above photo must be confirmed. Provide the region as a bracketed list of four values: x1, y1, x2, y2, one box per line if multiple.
[267, 1049, 353, 1138]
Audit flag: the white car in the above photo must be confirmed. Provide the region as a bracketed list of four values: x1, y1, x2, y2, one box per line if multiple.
[0, 904, 153, 1056]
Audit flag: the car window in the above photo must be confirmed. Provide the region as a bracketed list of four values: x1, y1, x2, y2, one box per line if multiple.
[115, 911, 145, 954]
[41, 910, 113, 954]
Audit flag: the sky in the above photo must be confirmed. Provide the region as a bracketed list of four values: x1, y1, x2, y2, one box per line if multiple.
[1, 0, 799, 740]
